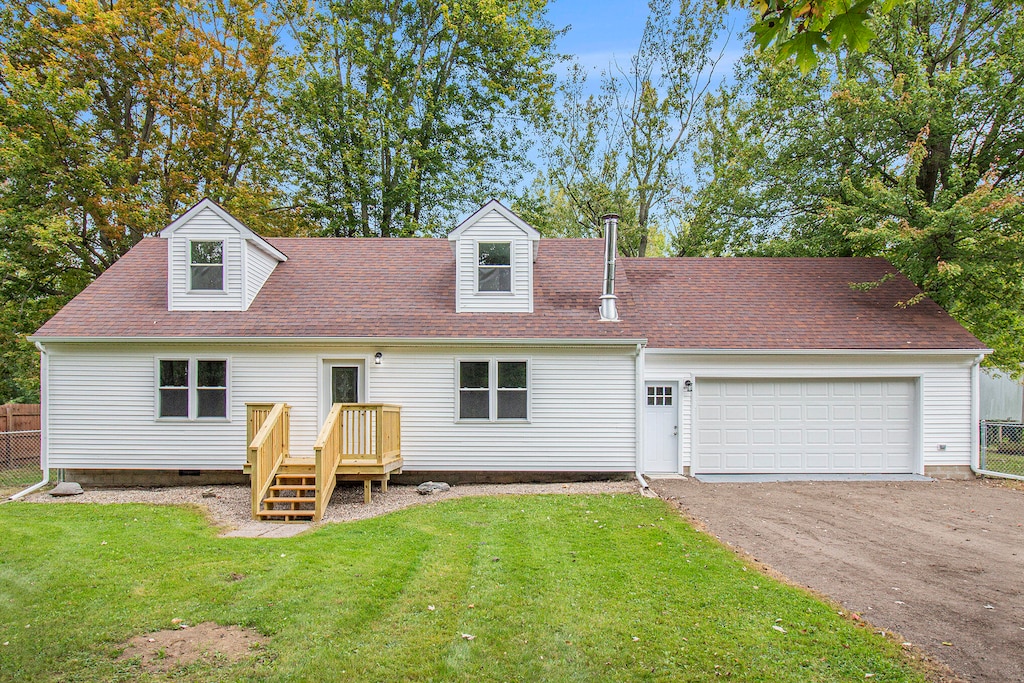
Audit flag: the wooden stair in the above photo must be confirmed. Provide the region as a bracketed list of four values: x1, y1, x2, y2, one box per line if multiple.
[255, 460, 316, 522]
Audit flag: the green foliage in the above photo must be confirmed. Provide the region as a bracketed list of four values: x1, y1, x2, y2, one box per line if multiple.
[0, 495, 928, 681]
[0, 0, 304, 402]
[739, 0, 885, 72]
[689, 0, 1024, 373]
[535, 0, 725, 256]
[286, 0, 560, 237]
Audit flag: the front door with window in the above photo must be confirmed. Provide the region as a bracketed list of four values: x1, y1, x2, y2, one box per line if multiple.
[644, 382, 679, 473]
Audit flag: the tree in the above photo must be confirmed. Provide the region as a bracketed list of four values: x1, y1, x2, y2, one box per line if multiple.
[537, 0, 725, 256]
[729, 0, 896, 73]
[689, 0, 1024, 373]
[286, 0, 560, 238]
[0, 0, 301, 402]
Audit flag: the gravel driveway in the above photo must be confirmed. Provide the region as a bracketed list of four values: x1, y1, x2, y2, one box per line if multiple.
[649, 478, 1024, 683]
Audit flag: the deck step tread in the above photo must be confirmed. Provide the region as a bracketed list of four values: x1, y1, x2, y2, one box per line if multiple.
[255, 511, 315, 519]
[269, 485, 316, 491]
[263, 496, 315, 504]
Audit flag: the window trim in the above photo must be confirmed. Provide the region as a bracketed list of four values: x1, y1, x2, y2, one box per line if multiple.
[474, 240, 514, 296]
[155, 357, 231, 422]
[188, 239, 226, 293]
[455, 357, 531, 423]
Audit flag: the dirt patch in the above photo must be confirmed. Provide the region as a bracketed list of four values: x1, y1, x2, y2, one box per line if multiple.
[649, 478, 1024, 683]
[118, 621, 264, 673]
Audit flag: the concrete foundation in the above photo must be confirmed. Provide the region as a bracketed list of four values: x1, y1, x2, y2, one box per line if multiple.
[923, 465, 976, 480]
[390, 471, 633, 486]
[64, 469, 248, 488]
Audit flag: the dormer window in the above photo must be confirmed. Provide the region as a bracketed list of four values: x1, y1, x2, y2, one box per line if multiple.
[478, 241, 511, 293]
[190, 240, 224, 291]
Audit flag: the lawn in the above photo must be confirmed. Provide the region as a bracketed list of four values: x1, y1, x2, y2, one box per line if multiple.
[0, 494, 929, 682]
[0, 467, 49, 499]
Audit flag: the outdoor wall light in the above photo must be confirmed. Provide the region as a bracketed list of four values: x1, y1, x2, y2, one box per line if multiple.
[683, 379, 693, 392]
[374, 352, 383, 366]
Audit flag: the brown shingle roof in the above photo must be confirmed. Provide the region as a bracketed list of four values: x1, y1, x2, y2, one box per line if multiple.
[623, 257, 983, 350]
[34, 238, 984, 350]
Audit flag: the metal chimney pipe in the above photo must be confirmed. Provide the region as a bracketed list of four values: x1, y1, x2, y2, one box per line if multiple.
[600, 213, 619, 321]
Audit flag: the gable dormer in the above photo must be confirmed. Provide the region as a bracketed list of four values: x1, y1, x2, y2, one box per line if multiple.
[448, 200, 540, 313]
[160, 199, 287, 312]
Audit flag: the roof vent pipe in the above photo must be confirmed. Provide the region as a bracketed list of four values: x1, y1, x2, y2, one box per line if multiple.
[600, 213, 619, 321]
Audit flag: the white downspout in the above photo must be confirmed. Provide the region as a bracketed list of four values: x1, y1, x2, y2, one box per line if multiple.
[9, 342, 50, 499]
[635, 342, 649, 491]
[970, 353, 1024, 481]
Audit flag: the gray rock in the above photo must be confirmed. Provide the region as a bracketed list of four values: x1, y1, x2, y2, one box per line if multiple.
[201, 488, 217, 498]
[49, 482, 84, 497]
[416, 481, 451, 495]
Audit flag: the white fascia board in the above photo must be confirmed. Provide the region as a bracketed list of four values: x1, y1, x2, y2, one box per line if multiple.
[30, 335, 648, 348]
[448, 199, 541, 242]
[643, 347, 991, 356]
[159, 198, 288, 262]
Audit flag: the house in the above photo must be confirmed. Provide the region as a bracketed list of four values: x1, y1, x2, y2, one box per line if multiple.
[31, 199, 987, 513]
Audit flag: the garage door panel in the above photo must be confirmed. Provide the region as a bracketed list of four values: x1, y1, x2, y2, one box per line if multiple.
[697, 405, 721, 421]
[806, 405, 829, 421]
[860, 405, 883, 420]
[779, 405, 802, 421]
[833, 404, 856, 420]
[834, 452, 857, 468]
[696, 379, 915, 474]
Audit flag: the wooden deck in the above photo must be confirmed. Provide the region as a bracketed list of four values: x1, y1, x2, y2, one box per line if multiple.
[247, 403, 402, 522]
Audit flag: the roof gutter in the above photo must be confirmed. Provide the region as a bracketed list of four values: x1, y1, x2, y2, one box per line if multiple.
[9, 342, 50, 500]
[28, 335, 649, 347]
[642, 347, 992, 356]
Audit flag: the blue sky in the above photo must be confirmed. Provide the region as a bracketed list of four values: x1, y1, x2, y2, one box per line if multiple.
[544, 1, 752, 80]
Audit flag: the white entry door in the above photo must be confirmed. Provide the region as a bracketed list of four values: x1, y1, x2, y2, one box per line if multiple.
[645, 382, 679, 473]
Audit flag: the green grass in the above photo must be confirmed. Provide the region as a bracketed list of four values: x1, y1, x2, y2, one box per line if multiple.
[0, 494, 928, 682]
[982, 449, 1024, 476]
[0, 467, 49, 498]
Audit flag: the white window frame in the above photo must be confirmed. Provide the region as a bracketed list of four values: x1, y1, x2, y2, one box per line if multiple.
[155, 357, 231, 421]
[474, 240, 514, 295]
[188, 239, 226, 292]
[455, 357, 530, 423]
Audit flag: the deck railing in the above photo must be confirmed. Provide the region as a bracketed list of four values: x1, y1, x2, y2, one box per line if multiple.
[313, 404, 402, 516]
[247, 402, 290, 519]
[313, 404, 344, 521]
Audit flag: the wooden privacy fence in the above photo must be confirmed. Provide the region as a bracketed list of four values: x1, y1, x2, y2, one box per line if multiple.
[0, 404, 39, 433]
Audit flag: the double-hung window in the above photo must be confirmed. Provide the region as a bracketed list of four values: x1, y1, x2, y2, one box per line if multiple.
[158, 358, 228, 419]
[458, 359, 528, 421]
[477, 242, 511, 292]
[190, 240, 224, 291]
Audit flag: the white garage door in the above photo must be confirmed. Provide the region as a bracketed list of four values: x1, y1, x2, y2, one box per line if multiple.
[695, 379, 915, 474]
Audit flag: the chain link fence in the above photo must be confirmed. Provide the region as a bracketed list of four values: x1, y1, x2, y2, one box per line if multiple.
[980, 421, 1024, 477]
[0, 430, 46, 498]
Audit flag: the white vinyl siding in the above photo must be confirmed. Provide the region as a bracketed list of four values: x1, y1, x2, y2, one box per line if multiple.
[454, 210, 533, 312]
[166, 206, 280, 311]
[45, 343, 636, 472]
[244, 240, 278, 308]
[643, 353, 975, 474]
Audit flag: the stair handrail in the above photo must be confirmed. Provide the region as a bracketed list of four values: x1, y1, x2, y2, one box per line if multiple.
[249, 402, 290, 519]
[313, 403, 343, 522]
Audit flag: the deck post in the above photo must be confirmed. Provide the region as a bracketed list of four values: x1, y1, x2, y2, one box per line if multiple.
[363, 479, 371, 504]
